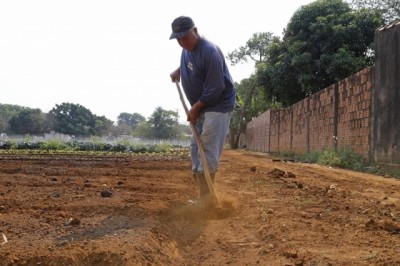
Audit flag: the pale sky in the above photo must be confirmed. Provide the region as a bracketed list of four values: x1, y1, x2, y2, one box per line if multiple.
[0, 0, 315, 123]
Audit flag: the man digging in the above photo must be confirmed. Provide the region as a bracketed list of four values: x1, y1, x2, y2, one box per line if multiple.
[169, 16, 236, 207]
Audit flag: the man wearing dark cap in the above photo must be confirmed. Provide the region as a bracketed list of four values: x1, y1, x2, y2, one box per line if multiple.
[169, 16, 236, 205]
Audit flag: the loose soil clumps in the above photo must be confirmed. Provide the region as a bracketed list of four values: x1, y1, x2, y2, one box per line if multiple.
[1, 150, 400, 265]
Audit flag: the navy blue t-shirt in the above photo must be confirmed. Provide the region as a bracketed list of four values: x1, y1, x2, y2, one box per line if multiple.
[180, 37, 236, 113]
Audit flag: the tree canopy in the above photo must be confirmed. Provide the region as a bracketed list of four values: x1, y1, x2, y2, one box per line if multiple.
[227, 0, 384, 148]
[48, 103, 114, 136]
[117, 112, 145, 127]
[230, 0, 383, 109]
[0, 102, 189, 139]
[266, 0, 382, 102]
[227, 32, 276, 65]
[8, 108, 46, 135]
[350, 0, 400, 24]
[0, 104, 29, 133]
[147, 107, 180, 139]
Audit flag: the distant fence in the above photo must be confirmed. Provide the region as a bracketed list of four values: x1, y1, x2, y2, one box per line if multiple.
[243, 21, 400, 164]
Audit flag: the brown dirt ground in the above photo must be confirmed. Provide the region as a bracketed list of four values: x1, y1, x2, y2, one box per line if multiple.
[1, 149, 400, 265]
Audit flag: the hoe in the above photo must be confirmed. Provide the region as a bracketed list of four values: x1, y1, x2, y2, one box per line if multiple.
[175, 81, 219, 205]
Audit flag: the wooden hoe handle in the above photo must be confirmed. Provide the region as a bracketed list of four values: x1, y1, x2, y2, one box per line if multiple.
[175, 81, 219, 204]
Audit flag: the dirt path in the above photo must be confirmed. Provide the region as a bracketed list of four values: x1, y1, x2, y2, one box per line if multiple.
[1, 149, 400, 265]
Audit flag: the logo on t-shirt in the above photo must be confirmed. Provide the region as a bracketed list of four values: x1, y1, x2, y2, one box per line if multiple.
[187, 62, 194, 71]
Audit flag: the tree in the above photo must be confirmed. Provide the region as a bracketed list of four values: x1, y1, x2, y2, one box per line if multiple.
[116, 112, 146, 134]
[0, 104, 28, 133]
[230, 76, 282, 149]
[8, 108, 46, 134]
[132, 121, 151, 138]
[176, 123, 192, 137]
[147, 107, 179, 139]
[259, 0, 383, 105]
[255, 39, 310, 106]
[93, 115, 114, 136]
[229, 79, 255, 149]
[227, 33, 278, 146]
[227, 32, 276, 65]
[49, 102, 96, 136]
[228, 34, 283, 148]
[350, 0, 400, 24]
[117, 112, 145, 128]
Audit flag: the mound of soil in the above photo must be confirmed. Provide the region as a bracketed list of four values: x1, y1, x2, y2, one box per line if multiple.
[1, 150, 400, 265]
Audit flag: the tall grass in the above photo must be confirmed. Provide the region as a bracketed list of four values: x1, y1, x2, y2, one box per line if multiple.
[286, 147, 400, 178]
[294, 147, 366, 170]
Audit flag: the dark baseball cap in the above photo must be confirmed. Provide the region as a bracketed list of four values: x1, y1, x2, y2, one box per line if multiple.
[169, 16, 195, 40]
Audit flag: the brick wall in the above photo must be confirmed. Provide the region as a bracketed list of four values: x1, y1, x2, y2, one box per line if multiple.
[269, 109, 280, 152]
[308, 84, 336, 153]
[336, 68, 373, 156]
[292, 98, 309, 153]
[245, 109, 274, 152]
[244, 67, 373, 157]
[243, 21, 399, 163]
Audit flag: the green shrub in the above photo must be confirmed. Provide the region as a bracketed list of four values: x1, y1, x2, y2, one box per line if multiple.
[153, 143, 172, 153]
[39, 140, 70, 151]
[336, 147, 365, 170]
[313, 147, 365, 170]
[292, 147, 365, 171]
[0, 141, 12, 150]
[297, 151, 319, 163]
[317, 150, 341, 167]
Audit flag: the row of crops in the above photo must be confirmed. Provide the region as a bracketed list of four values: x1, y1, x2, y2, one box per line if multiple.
[0, 140, 187, 154]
